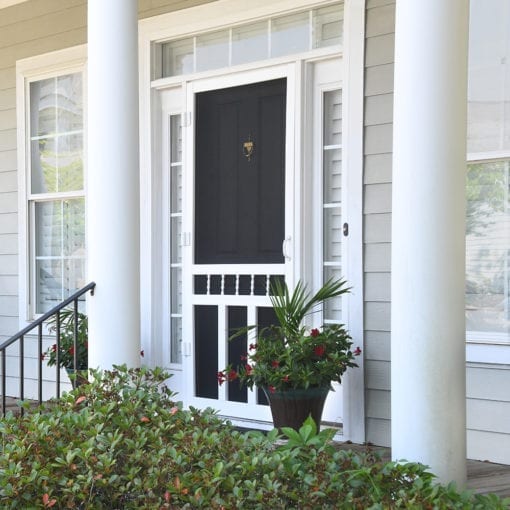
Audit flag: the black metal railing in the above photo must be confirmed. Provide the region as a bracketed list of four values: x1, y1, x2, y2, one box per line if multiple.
[0, 282, 96, 416]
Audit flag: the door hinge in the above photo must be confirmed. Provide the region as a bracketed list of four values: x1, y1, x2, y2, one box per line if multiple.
[343, 223, 349, 237]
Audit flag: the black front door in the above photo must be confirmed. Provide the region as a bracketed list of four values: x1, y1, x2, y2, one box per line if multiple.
[195, 78, 286, 264]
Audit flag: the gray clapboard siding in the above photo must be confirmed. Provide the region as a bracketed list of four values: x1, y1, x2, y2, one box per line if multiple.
[363, 0, 395, 447]
[365, 272, 391, 301]
[0, 170, 17, 192]
[0, 88, 15, 109]
[365, 34, 395, 67]
[0, 107, 15, 129]
[0, 128, 16, 151]
[366, 417, 391, 446]
[366, 389, 391, 420]
[0, 254, 17, 274]
[0, 295, 18, 316]
[468, 430, 510, 465]
[467, 365, 510, 402]
[467, 399, 510, 435]
[364, 183, 391, 214]
[365, 94, 393, 126]
[364, 243, 391, 272]
[0, 233, 16, 255]
[0, 191, 17, 213]
[0, 150, 17, 171]
[364, 331, 390, 361]
[0, 212, 17, 233]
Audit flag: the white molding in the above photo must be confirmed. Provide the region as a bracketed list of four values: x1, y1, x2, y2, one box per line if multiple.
[0, 0, 28, 9]
[16, 45, 87, 328]
[139, 0, 341, 42]
[341, 0, 366, 444]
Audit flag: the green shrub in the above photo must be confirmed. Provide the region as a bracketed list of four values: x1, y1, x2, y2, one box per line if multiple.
[0, 366, 508, 509]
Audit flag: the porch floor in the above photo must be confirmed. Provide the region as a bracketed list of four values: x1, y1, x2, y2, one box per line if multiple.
[334, 442, 510, 498]
[3, 398, 509, 498]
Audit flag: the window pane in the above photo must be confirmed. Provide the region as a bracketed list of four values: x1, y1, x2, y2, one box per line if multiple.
[270, 12, 309, 58]
[468, 0, 510, 153]
[31, 134, 84, 193]
[30, 73, 83, 194]
[34, 198, 86, 314]
[196, 30, 229, 72]
[313, 3, 343, 48]
[232, 21, 268, 65]
[466, 161, 510, 341]
[162, 38, 194, 77]
[30, 78, 57, 137]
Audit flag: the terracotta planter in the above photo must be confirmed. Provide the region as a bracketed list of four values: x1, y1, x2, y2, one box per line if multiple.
[65, 368, 88, 389]
[263, 386, 329, 432]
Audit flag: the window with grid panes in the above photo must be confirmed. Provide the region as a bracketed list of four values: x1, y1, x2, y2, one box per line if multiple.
[28, 72, 85, 315]
[466, 0, 510, 343]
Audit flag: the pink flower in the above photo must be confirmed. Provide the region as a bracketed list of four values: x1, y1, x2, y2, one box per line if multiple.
[314, 344, 326, 357]
[245, 364, 253, 375]
[271, 360, 280, 368]
[170, 406, 179, 415]
[217, 371, 226, 385]
[353, 346, 362, 356]
[249, 343, 257, 351]
[282, 375, 290, 383]
[310, 328, 320, 338]
[268, 385, 276, 393]
[240, 353, 248, 361]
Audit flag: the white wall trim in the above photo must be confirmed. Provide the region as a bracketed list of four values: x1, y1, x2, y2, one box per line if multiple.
[340, 0, 366, 443]
[16, 45, 87, 328]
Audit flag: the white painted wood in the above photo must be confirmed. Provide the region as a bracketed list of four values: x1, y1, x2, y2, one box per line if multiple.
[365, 359, 390, 390]
[363, 213, 391, 243]
[87, 0, 141, 369]
[467, 399, 510, 435]
[366, 416, 391, 446]
[366, 388, 391, 419]
[391, 0, 469, 486]
[467, 365, 510, 401]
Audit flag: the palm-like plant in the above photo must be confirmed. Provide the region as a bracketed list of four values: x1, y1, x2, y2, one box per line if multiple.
[269, 278, 351, 338]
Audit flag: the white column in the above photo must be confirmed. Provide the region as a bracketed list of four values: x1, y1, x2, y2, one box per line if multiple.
[87, 0, 141, 369]
[391, 0, 468, 486]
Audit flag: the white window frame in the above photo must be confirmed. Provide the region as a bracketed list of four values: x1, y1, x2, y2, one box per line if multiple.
[16, 45, 87, 325]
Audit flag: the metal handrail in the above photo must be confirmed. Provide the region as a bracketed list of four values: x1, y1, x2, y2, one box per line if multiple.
[0, 282, 96, 415]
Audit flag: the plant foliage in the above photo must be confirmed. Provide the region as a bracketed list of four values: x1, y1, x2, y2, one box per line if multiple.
[0, 366, 508, 509]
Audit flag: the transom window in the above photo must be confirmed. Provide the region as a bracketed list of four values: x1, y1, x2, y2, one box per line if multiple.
[157, 2, 342, 78]
[466, 0, 510, 343]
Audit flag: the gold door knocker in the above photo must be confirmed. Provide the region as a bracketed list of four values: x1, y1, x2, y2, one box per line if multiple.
[243, 135, 254, 161]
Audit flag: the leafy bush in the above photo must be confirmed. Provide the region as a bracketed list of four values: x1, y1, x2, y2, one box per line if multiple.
[0, 366, 508, 509]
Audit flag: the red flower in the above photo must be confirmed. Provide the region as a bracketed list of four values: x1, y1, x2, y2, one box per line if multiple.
[282, 375, 290, 382]
[140, 350, 145, 357]
[68, 346, 75, 356]
[271, 360, 280, 368]
[353, 346, 362, 356]
[249, 343, 257, 351]
[217, 371, 226, 385]
[240, 353, 248, 361]
[268, 385, 276, 393]
[245, 364, 253, 375]
[40, 353, 45, 361]
[51, 344, 57, 352]
[314, 344, 326, 357]
[310, 328, 320, 338]
[228, 369, 238, 381]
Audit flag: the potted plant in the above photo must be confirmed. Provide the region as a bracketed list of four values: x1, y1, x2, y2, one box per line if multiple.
[42, 308, 88, 388]
[218, 278, 361, 431]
